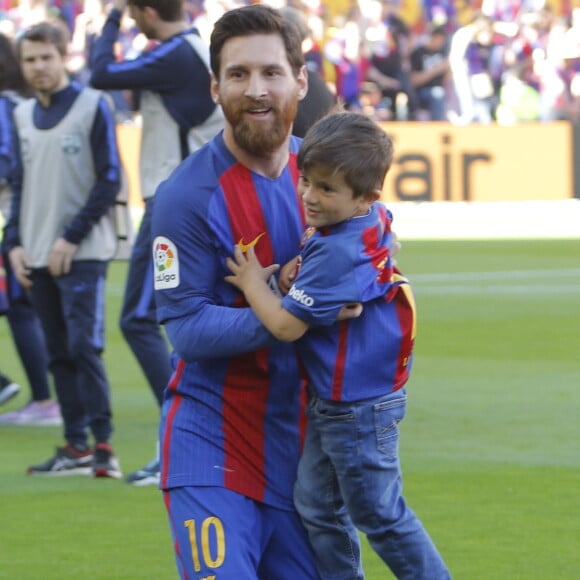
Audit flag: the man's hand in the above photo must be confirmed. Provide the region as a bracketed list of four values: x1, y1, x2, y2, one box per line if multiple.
[8, 246, 33, 289]
[48, 238, 78, 277]
[225, 245, 279, 293]
[337, 303, 363, 320]
[278, 256, 299, 295]
[113, 0, 128, 12]
[334, 231, 400, 322]
[391, 230, 401, 267]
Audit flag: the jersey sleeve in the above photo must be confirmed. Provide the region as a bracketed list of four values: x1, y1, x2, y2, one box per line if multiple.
[0, 98, 16, 184]
[152, 155, 272, 361]
[1, 112, 23, 251]
[281, 236, 360, 326]
[90, 10, 186, 93]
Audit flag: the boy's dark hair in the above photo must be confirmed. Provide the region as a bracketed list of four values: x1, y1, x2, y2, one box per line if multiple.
[210, 4, 304, 79]
[0, 33, 30, 94]
[127, 0, 183, 22]
[17, 21, 68, 59]
[298, 112, 394, 198]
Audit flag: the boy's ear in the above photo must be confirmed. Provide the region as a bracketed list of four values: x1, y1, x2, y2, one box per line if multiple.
[359, 189, 381, 213]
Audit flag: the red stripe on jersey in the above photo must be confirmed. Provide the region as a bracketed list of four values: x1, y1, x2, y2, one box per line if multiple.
[331, 320, 349, 400]
[221, 354, 269, 499]
[361, 215, 391, 284]
[288, 152, 305, 225]
[163, 492, 190, 580]
[220, 164, 274, 268]
[392, 282, 416, 390]
[161, 359, 186, 489]
[296, 359, 309, 451]
[219, 163, 273, 500]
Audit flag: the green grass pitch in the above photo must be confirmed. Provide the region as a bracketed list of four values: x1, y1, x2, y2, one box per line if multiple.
[1, 239, 579, 579]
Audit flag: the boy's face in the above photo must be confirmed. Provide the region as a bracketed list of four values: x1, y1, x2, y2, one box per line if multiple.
[299, 165, 378, 228]
[211, 33, 307, 157]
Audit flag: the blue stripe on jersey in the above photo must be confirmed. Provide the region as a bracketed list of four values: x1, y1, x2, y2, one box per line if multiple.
[93, 274, 106, 351]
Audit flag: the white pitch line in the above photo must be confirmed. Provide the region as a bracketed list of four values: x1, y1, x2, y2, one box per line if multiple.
[410, 269, 580, 283]
[413, 284, 580, 295]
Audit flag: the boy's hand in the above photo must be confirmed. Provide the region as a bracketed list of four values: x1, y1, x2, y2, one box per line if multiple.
[225, 245, 279, 292]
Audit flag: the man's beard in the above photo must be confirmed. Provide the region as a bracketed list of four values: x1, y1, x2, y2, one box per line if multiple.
[223, 98, 298, 156]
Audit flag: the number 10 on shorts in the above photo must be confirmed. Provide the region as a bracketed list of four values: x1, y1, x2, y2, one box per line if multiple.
[184, 517, 226, 572]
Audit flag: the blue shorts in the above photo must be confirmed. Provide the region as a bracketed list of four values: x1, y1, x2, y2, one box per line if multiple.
[163, 486, 320, 580]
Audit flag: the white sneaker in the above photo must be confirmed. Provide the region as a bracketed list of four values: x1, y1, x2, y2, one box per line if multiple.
[125, 457, 160, 487]
[0, 400, 63, 426]
[0, 375, 20, 405]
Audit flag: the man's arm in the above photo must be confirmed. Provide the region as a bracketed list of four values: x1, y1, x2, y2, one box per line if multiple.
[164, 304, 274, 362]
[3, 128, 32, 288]
[366, 63, 402, 93]
[0, 98, 16, 186]
[152, 169, 276, 362]
[409, 53, 449, 89]
[90, 7, 184, 92]
[2, 124, 23, 254]
[90, 4, 216, 130]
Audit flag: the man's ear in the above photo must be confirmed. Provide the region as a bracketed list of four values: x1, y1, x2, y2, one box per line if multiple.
[297, 65, 308, 102]
[142, 5, 157, 23]
[210, 73, 220, 104]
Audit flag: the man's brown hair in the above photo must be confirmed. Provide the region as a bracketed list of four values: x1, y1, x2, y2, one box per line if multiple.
[210, 5, 304, 79]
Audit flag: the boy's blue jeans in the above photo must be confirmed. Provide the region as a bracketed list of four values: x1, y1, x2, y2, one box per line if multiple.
[294, 389, 450, 580]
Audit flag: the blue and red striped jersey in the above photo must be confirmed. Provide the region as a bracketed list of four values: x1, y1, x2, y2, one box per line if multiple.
[152, 132, 307, 511]
[281, 203, 416, 402]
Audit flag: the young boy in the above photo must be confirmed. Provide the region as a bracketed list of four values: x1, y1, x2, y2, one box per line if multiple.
[226, 111, 450, 579]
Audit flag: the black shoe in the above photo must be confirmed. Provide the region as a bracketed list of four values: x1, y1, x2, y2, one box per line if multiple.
[0, 374, 20, 405]
[93, 443, 122, 479]
[125, 457, 160, 487]
[27, 445, 93, 476]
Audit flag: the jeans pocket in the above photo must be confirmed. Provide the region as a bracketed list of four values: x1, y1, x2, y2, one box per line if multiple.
[310, 398, 355, 422]
[374, 397, 406, 460]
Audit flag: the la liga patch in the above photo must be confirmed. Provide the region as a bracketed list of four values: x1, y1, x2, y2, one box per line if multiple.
[153, 236, 180, 290]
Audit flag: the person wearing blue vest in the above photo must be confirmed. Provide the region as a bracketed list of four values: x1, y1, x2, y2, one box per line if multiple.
[4, 22, 122, 478]
[90, 0, 223, 486]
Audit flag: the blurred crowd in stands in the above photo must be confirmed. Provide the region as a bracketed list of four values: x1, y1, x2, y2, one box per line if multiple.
[1, 0, 579, 124]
